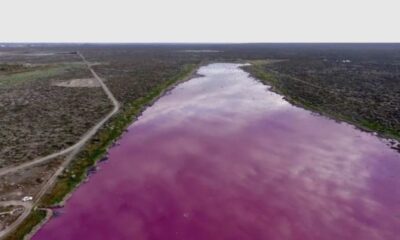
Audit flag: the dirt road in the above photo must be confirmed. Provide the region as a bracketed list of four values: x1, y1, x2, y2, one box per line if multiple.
[0, 53, 119, 177]
[0, 201, 32, 239]
[0, 52, 120, 239]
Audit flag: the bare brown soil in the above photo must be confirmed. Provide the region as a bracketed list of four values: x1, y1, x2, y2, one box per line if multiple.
[0, 206, 23, 232]
[0, 157, 64, 202]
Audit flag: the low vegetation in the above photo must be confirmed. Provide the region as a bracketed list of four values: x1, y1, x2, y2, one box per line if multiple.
[0, 64, 28, 74]
[245, 57, 400, 141]
[40, 63, 197, 205]
[2, 43, 400, 239]
[0, 57, 112, 168]
[4, 210, 46, 240]
[0, 64, 83, 87]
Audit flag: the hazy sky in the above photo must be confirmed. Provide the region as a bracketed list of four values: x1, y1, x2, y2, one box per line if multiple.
[2, 0, 400, 42]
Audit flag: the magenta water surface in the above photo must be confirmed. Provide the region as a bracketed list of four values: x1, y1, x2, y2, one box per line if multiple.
[33, 63, 400, 240]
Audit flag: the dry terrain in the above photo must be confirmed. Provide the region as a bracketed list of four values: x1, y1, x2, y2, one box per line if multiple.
[1, 43, 400, 239]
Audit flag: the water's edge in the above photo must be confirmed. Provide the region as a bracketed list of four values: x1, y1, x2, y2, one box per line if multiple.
[31, 63, 400, 240]
[242, 63, 400, 147]
[5, 63, 201, 240]
[12, 62, 399, 239]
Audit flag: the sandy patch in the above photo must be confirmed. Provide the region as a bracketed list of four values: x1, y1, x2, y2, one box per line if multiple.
[53, 78, 100, 88]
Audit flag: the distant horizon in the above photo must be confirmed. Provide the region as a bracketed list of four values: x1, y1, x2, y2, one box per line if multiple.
[2, 42, 400, 45]
[2, 0, 400, 43]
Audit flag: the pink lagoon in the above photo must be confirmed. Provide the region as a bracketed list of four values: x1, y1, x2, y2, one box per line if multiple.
[33, 63, 400, 240]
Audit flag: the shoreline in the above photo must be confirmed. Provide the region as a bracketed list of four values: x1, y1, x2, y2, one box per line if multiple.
[23, 209, 52, 240]
[7, 60, 399, 240]
[24, 61, 399, 238]
[242, 63, 400, 147]
[4, 62, 201, 240]
[50, 63, 203, 209]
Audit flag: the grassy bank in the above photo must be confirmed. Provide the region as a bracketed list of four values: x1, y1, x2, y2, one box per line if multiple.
[4, 210, 46, 240]
[40, 63, 198, 206]
[244, 63, 400, 142]
[4, 63, 198, 240]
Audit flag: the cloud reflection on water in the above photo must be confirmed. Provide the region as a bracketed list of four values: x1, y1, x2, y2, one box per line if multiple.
[34, 63, 400, 240]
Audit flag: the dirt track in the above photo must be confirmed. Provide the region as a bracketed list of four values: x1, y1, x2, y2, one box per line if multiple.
[0, 201, 32, 239]
[0, 52, 120, 239]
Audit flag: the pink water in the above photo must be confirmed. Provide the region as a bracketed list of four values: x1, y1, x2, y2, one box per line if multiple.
[33, 63, 400, 240]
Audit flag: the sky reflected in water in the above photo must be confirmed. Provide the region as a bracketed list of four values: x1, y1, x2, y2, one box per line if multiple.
[34, 63, 400, 240]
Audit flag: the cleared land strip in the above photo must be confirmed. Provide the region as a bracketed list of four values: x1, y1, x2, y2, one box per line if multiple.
[0, 52, 120, 239]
